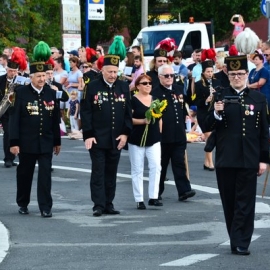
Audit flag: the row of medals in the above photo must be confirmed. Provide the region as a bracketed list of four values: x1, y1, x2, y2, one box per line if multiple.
[93, 92, 125, 104]
[245, 104, 254, 116]
[27, 101, 39, 115]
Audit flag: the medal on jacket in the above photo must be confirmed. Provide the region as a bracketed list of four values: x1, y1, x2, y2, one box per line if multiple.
[94, 95, 98, 104]
[249, 104, 254, 115]
[44, 100, 54, 110]
[173, 94, 178, 103]
[114, 93, 118, 102]
[103, 92, 108, 101]
[245, 104, 249, 115]
[26, 100, 39, 115]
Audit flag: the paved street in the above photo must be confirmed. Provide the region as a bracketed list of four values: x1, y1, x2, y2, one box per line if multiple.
[0, 135, 270, 269]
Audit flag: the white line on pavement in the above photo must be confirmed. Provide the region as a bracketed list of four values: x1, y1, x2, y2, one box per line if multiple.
[0, 222, 9, 264]
[160, 254, 219, 266]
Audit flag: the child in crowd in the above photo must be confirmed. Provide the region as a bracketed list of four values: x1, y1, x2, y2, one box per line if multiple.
[67, 90, 79, 133]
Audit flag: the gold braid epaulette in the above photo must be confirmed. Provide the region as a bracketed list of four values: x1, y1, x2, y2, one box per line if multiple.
[82, 76, 90, 100]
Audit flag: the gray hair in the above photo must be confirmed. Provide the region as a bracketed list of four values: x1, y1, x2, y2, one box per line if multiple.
[158, 64, 174, 75]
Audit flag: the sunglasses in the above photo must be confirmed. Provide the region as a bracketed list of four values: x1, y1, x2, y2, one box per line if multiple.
[157, 60, 168, 63]
[139, 82, 152, 85]
[160, 74, 174, 78]
[82, 66, 89, 68]
[264, 54, 270, 57]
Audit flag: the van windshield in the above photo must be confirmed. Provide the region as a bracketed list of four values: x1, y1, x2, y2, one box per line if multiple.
[141, 30, 184, 56]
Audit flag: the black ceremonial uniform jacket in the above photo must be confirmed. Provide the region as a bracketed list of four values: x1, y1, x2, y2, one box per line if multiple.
[0, 74, 10, 120]
[204, 87, 269, 169]
[214, 70, 230, 88]
[195, 78, 221, 110]
[9, 84, 61, 154]
[80, 76, 132, 149]
[151, 84, 188, 144]
[84, 69, 101, 82]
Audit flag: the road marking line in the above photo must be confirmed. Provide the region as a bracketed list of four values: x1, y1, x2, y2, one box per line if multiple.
[160, 254, 219, 266]
[0, 222, 9, 264]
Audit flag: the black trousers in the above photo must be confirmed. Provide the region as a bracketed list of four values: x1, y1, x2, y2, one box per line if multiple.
[16, 152, 53, 212]
[89, 147, 121, 211]
[159, 142, 192, 197]
[1, 117, 15, 162]
[216, 168, 257, 250]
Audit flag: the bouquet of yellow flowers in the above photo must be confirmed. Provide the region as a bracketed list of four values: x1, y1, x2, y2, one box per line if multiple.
[140, 99, 168, 147]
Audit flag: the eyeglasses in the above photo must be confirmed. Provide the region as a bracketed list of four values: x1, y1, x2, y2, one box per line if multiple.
[157, 60, 168, 63]
[160, 74, 174, 78]
[228, 72, 247, 78]
[264, 54, 270, 57]
[139, 81, 152, 85]
[82, 66, 89, 68]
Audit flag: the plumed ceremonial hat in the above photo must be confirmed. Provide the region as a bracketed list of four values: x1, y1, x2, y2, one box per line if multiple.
[7, 60, 19, 69]
[9, 47, 27, 70]
[154, 38, 176, 61]
[103, 54, 120, 67]
[201, 60, 214, 72]
[30, 41, 51, 74]
[201, 48, 216, 62]
[108, 35, 126, 61]
[86, 47, 97, 62]
[226, 55, 248, 71]
[235, 28, 259, 55]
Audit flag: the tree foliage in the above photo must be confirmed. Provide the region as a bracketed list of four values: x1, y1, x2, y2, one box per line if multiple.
[0, 0, 263, 55]
[0, 0, 61, 55]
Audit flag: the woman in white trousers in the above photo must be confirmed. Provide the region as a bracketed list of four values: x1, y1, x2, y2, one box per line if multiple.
[128, 74, 162, 209]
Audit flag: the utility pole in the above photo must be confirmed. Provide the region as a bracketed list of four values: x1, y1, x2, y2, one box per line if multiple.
[267, 0, 270, 40]
[141, 0, 148, 28]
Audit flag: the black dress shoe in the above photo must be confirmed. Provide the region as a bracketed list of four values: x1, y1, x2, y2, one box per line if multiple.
[137, 202, 146, 210]
[178, 190, 196, 201]
[104, 208, 120, 215]
[41, 211, 52, 218]
[93, 209, 103, 217]
[18, 207, 29, 215]
[4, 160, 12, 168]
[12, 162, 18, 166]
[148, 199, 163, 206]
[231, 247, 250, 255]
[203, 164, 215, 171]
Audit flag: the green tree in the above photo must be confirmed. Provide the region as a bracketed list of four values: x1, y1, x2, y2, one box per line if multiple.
[0, 0, 61, 55]
[167, 0, 262, 41]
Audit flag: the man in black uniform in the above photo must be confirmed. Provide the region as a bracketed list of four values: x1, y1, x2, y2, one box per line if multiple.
[84, 56, 101, 82]
[214, 59, 230, 88]
[147, 49, 169, 89]
[9, 59, 61, 218]
[45, 64, 69, 106]
[81, 55, 132, 217]
[205, 55, 269, 255]
[151, 64, 196, 202]
[0, 60, 19, 167]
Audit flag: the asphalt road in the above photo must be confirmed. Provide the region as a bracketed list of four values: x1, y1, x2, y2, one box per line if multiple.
[0, 135, 270, 270]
